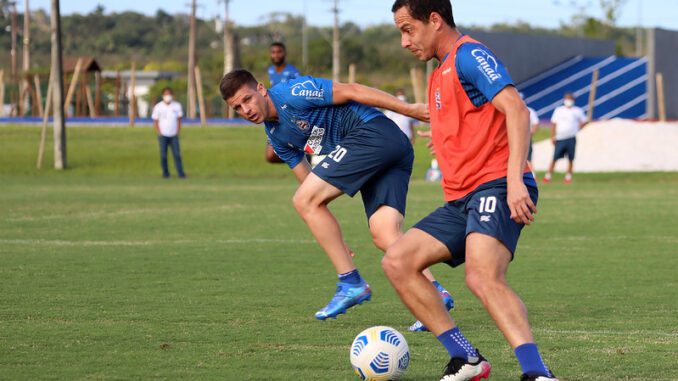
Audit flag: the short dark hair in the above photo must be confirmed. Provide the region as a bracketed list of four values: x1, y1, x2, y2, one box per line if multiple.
[161, 87, 173, 94]
[391, 0, 456, 28]
[219, 69, 258, 100]
[270, 42, 286, 50]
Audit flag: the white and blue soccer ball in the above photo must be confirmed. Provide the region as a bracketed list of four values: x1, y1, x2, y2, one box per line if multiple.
[350, 326, 410, 381]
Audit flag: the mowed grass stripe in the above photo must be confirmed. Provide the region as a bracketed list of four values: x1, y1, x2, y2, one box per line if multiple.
[0, 238, 317, 246]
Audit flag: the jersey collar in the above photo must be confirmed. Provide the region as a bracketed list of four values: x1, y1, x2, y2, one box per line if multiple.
[441, 34, 466, 63]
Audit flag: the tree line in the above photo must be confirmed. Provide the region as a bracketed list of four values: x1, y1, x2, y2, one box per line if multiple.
[0, 3, 638, 117]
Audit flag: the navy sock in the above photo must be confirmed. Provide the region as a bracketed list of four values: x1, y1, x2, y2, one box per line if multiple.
[515, 343, 550, 376]
[432, 280, 444, 292]
[437, 327, 478, 360]
[338, 269, 362, 285]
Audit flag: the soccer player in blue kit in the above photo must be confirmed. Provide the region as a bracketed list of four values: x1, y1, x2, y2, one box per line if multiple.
[219, 69, 454, 325]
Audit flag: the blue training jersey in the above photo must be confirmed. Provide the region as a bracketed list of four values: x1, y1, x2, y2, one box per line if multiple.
[453, 41, 514, 107]
[268, 64, 301, 86]
[265, 76, 384, 168]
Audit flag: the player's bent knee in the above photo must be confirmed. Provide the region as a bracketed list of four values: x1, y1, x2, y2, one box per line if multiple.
[369, 228, 397, 252]
[465, 267, 504, 299]
[381, 254, 401, 280]
[382, 246, 415, 280]
[292, 190, 312, 216]
[464, 270, 485, 297]
[371, 234, 388, 252]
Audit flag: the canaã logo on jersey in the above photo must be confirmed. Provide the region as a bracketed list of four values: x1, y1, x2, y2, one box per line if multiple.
[304, 126, 325, 154]
[471, 48, 501, 82]
[291, 80, 325, 100]
[435, 88, 441, 110]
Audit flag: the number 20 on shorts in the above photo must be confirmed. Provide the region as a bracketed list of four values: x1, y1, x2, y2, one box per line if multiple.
[329, 145, 348, 162]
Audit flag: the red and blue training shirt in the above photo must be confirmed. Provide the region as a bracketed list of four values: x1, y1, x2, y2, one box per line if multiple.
[428, 35, 531, 201]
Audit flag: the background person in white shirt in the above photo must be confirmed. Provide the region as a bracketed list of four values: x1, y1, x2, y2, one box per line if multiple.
[544, 93, 587, 184]
[383, 89, 416, 144]
[152, 87, 186, 178]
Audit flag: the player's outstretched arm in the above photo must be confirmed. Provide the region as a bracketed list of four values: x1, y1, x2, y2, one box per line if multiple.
[332, 82, 429, 122]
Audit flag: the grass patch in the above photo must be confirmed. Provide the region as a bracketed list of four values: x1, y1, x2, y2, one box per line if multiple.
[1, 125, 676, 380]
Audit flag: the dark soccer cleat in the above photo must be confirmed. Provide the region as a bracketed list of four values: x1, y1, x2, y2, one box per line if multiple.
[520, 373, 559, 381]
[314, 280, 371, 320]
[440, 353, 491, 381]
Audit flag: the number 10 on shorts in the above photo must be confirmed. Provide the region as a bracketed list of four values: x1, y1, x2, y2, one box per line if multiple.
[479, 196, 497, 213]
[329, 145, 348, 162]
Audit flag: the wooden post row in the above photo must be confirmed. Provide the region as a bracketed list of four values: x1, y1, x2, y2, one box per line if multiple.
[63, 57, 82, 116]
[0, 70, 4, 117]
[129, 62, 137, 126]
[37, 70, 54, 169]
[33, 75, 44, 117]
[409, 67, 425, 104]
[656, 72, 666, 122]
[587, 69, 599, 122]
[348, 63, 356, 84]
[194, 66, 207, 126]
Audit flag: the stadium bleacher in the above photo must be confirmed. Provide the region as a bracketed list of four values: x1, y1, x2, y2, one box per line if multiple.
[518, 55, 648, 120]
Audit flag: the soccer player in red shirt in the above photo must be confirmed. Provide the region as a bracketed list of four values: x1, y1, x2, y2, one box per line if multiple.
[384, 1, 558, 380]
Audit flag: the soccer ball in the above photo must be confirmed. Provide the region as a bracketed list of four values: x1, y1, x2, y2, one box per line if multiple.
[350, 326, 410, 381]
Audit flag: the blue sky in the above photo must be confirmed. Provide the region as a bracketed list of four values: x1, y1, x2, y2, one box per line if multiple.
[27, 0, 678, 30]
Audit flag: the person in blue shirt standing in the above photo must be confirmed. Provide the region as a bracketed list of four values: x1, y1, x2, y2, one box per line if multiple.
[268, 42, 301, 86]
[265, 42, 302, 163]
[220, 69, 455, 325]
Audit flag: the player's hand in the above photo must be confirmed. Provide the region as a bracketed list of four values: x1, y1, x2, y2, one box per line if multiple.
[408, 103, 430, 122]
[417, 130, 435, 155]
[507, 180, 537, 225]
[550, 137, 556, 145]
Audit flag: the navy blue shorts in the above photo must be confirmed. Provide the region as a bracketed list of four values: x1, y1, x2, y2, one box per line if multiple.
[553, 137, 576, 161]
[413, 175, 538, 267]
[313, 116, 413, 219]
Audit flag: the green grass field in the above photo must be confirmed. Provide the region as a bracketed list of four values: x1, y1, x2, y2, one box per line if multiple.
[1, 125, 676, 380]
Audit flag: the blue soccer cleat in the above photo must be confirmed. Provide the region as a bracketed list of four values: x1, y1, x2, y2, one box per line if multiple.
[315, 281, 372, 320]
[409, 289, 455, 332]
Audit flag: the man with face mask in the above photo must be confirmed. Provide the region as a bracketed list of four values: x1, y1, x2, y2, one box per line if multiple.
[543, 93, 588, 184]
[383, 89, 417, 144]
[265, 42, 302, 163]
[152, 87, 186, 178]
